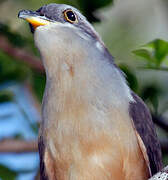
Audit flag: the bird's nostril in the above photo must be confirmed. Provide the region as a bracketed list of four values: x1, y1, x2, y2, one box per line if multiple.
[39, 13, 44, 16]
[37, 11, 44, 16]
[36, 7, 44, 16]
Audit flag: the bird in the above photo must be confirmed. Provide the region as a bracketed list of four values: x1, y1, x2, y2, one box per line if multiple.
[18, 3, 162, 180]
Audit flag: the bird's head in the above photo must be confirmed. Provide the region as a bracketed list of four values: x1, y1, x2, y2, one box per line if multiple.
[18, 4, 108, 77]
[18, 4, 101, 42]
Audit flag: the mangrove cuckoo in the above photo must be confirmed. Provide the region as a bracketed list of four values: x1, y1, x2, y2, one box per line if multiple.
[18, 4, 162, 180]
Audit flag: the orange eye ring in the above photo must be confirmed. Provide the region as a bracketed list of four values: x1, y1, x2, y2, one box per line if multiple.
[63, 9, 78, 24]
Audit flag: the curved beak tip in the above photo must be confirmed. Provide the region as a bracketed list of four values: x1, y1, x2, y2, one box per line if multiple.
[18, 10, 32, 19]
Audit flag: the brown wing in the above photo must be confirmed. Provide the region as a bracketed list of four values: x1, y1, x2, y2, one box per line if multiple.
[129, 92, 163, 176]
[38, 135, 48, 180]
[134, 130, 151, 176]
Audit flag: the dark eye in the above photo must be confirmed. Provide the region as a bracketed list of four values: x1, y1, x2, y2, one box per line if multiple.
[64, 9, 78, 23]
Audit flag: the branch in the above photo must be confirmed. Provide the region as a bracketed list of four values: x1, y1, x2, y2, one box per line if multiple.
[152, 114, 168, 132]
[160, 139, 168, 154]
[149, 166, 168, 180]
[0, 35, 44, 73]
[140, 66, 168, 72]
[0, 139, 38, 153]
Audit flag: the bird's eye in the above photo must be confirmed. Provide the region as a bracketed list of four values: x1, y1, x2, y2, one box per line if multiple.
[64, 10, 78, 23]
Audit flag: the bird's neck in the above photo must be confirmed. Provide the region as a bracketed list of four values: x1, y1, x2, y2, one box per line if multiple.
[41, 45, 133, 130]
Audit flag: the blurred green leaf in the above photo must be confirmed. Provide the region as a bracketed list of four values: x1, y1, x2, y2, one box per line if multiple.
[119, 64, 138, 92]
[0, 51, 31, 83]
[141, 84, 161, 114]
[0, 90, 14, 102]
[147, 39, 168, 65]
[133, 39, 168, 68]
[32, 71, 46, 102]
[0, 164, 17, 180]
[0, 23, 26, 48]
[132, 49, 152, 62]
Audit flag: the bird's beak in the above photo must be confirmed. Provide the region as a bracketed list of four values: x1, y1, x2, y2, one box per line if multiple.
[18, 10, 51, 30]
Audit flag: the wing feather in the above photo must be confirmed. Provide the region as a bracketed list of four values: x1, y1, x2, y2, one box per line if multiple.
[129, 92, 163, 176]
[38, 135, 48, 180]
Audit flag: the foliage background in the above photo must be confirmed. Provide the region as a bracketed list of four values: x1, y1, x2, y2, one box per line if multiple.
[0, 0, 168, 179]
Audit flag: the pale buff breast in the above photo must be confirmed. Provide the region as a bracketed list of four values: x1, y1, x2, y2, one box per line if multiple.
[43, 100, 149, 180]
